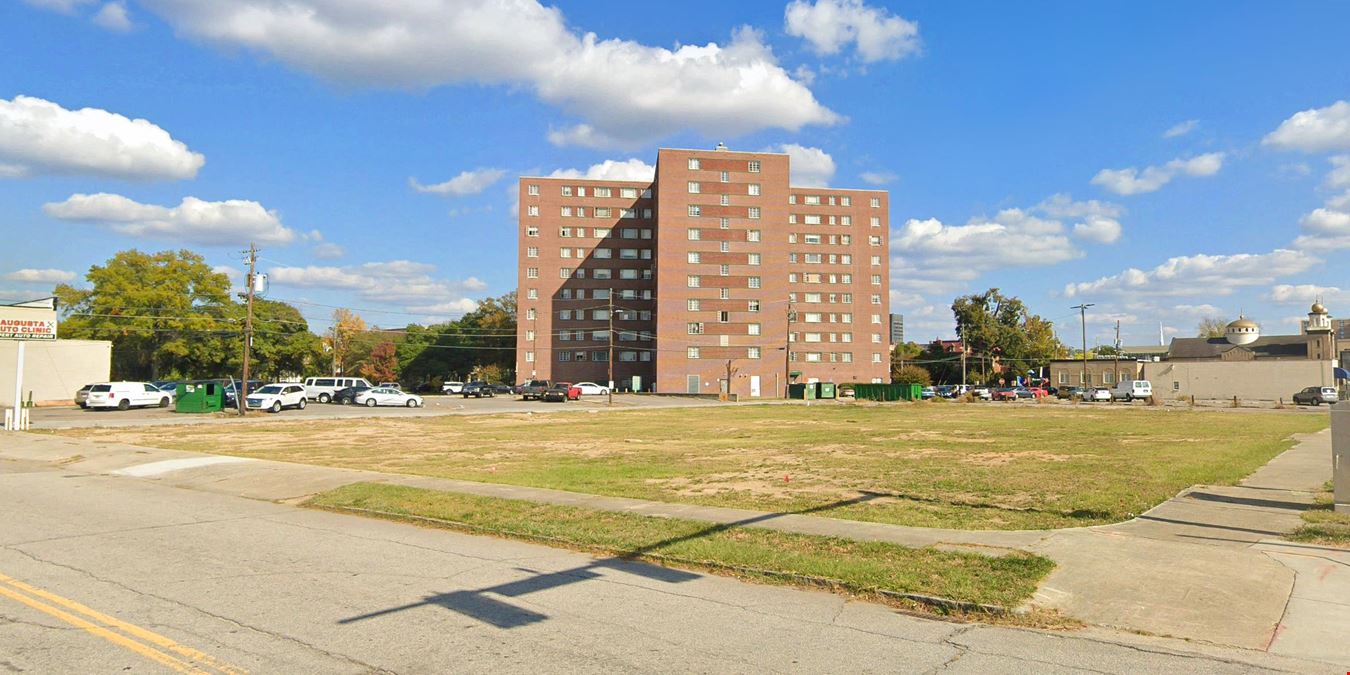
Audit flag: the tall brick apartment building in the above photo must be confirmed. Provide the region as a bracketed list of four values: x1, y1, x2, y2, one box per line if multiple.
[515, 146, 890, 396]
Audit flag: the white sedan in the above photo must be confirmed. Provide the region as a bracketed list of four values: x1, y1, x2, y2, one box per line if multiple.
[1088, 388, 1113, 402]
[246, 383, 308, 413]
[572, 382, 609, 396]
[355, 387, 424, 408]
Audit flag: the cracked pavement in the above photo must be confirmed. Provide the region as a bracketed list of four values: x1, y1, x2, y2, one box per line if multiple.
[1, 454, 1333, 673]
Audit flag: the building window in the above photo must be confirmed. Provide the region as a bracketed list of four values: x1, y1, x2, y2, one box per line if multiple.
[527, 205, 539, 216]
[594, 187, 612, 197]
[688, 323, 704, 335]
[620, 248, 639, 259]
[872, 352, 882, 363]
[688, 347, 700, 359]
[748, 276, 761, 289]
[719, 194, 730, 206]
[804, 312, 822, 323]
[594, 269, 612, 280]
[642, 188, 652, 198]
[720, 288, 730, 300]
[688, 205, 701, 217]
[718, 310, 730, 323]
[720, 241, 730, 252]
[747, 253, 760, 265]
[870, 197, 881, 208]
[687, 275, 700, 288]
[719, 264, 730, 276]
[561, 186, 573, 196]
[688, 181, 701, 194]
[558, 268, 571, 278]
[841, 196, 851, 206]
[747, 229, 760, 242]
[595, 227, 611, 238]
[804, 214, 821, 225]
[527, 267, 539, 279]
[594, 248, 612, 259]
[688, 252, 701, 263]
[528, 184, 539, 196]
[748, 160, 760, 173]
[804, 195, 820, 205]
[748, 183, 760, 196]
[747, 300, 760, 312]
[621, 187, 637, 198]
[526, 227, 539, 237]
[576, 187, 586, 197]
[621, 228, 638, 239]
[869, 236, 882, 246]
[748, 323, 761, 336]
[719, 217, 730, 229]
[871, 314, 881, 324]
[841, 216, 852, 226]
[558, 309, 570, 320]
[620, 208, 635, 219]
[872, 334, 881, 344]
[688, 228, 700, 240]
[527, 308, 537, 320]
[871, 294, 882, 304]
[526, 351, 535, 362]
[720, 170, 729, 182]
[641, 228, 652, 238]
[871, 275, 882, 286]
[747, 207, 761, 219]
[688, 299, 701, 311]
[619, 269, 638, 280]
[688, 158, 700, 170]
[526, 246, 538, 258]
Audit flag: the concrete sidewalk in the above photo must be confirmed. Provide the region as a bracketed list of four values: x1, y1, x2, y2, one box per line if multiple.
[3, 428, 1346, 665]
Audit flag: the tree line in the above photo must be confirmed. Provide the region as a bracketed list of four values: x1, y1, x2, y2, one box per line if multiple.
[55, 249, 515, 385]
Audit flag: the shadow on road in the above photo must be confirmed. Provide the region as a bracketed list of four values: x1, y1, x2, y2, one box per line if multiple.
[337, 493, 883, 629]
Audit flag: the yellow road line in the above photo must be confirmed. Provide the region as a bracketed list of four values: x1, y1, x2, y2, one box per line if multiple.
[0, 573, 246, 675]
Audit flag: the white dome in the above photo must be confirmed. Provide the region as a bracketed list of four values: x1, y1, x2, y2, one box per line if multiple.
[1225, 316, 1260, 345]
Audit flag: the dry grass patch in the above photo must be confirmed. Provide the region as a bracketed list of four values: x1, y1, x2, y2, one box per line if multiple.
[58, 404, 1327, 530]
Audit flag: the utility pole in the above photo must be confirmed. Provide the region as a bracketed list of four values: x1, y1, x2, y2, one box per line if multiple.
[784, 300, 795, 398]
[1071, 303, 1094, 388]
[725, 358, 736, 400]
[239, 243, 257, 416]
[960, 337, 967, 388]
[1114, 319, 1121, 386]
[607, 288, 614, 407]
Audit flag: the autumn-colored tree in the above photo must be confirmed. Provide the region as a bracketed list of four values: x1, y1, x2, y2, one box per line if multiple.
[892, 365, 933, 386]
[326, 308, 369, 375]
[360, 341, 400, 383]
[1196, 316, 1228, 338]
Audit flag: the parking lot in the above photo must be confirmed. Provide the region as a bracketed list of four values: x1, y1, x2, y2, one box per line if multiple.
[28, 393, 732, 430]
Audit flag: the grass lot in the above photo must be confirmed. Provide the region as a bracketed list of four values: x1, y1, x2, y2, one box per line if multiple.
[1288, 481, 1350, 548]
[63, 403, 1327, 530]
[307, 482, 1055, 610]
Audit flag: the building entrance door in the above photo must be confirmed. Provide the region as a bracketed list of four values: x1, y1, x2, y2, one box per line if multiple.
[749, 376, 760, 397]
[686, 375, 700, 394]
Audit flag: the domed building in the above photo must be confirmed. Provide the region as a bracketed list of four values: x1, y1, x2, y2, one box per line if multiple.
[1141, 303, 1341, 402]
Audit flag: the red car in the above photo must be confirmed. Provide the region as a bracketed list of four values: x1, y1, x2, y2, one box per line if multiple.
[541, 382, 581, 402]
[1025, 386, 1050, 398]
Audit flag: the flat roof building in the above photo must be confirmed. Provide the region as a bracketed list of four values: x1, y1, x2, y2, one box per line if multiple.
[515, 147, 890, 396]
[890, 313, 904, 345]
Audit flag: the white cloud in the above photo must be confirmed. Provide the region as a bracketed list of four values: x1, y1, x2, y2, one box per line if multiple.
[410, 168, 506, 196]
[1263, 100, 1350, 152]
[312, 242, 344, 259]
[93, 2, 132, 31]
[1325, 155, 1350, 190]
[212, 265, 242, 282]
[1037, 193, 1125, 244]
[784, 0, 920, 62]
[774, 143, 835, 187]
[269, 260, 483, 315]
[44, 193, 295, 246]
[1269, 283, 1350, 306]
[1063, 249, 1319, 299]
[1091, 153, 1225, 195]
[548, 158, 655, 182]
[0, 95, 204, 180]
[859, 170, 896, 185]
[1289, 157, 1350, 250]
[21, 0, 94, 12]
[137, 2, 838, 149]
[1162, 120, 1199, 139]
[3, 268, 75, 283]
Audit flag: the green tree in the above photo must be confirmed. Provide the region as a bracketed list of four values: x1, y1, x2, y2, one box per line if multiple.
[890, 341, 924, 380]
[56, 249, 232, 380]
[892, 364, 932, 386]
[1197, 316, 1228, 338]
[951, 288, 1064, 376]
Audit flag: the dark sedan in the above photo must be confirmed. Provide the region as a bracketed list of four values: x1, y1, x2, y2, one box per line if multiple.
[332, 385, 372, 404]
[461, 381, 496, 398]
[541, 382, 580, 402]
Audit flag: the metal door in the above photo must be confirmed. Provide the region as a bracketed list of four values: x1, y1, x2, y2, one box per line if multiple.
[686, 375, 700, 394]
[750, 376, 761, 397]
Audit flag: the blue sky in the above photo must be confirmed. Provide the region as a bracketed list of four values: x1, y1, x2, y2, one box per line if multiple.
[2, 0, 1349, 347]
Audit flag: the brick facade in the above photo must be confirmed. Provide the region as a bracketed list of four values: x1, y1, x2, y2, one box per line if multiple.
[516, 147, 889, 395]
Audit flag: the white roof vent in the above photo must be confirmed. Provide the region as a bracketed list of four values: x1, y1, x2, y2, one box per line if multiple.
[714, 142, 728, 152]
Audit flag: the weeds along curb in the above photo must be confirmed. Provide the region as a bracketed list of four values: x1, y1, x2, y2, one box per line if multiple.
[310, 503, 1013, 617]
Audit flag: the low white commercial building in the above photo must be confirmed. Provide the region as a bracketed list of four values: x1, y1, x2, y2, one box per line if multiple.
[0, 338, 112, 407]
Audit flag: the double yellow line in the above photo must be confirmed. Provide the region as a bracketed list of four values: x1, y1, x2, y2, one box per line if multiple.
[0, 572, 246, 674]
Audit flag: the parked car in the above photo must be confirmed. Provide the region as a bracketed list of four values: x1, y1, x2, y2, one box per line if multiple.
[991, 387, 1017, 401]
[246, 383, 308, 413]
[970, 386, 992, 400]
[331, 385, 372, 405]
[1112, 379, 1153, 402]
[379, 382, 402, 389]
[303, 376, 373, 403]
[1292, 386, 1339, 406]
[355, 387, 424, 408]
[490, 383, 515, 395]
[1088, 388, 1113, 402]
[461, 381, 496, 398]
[1057, 386, 1089, 400]
[1024, 386, 1050, 398]
[75, 384, 93, 408]
[572, 382, 609, 396]
[223, 380, 265, 407]
[519, 379, 551, 400]
[85, 382, 173, 411]
[442, 381, 465, 394]
[541, 382, 581, 402]
[920, 386, 936, 400]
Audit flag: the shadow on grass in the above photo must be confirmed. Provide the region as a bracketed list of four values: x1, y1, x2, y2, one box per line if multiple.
[852, 489, 1115, 522]
[337, 493, 883, 629]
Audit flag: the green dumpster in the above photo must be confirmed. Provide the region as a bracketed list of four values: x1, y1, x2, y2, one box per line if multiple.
[818, 382, 837, 399]
[175, 381, 224, 413]
[788, 383, 817, 400]
[851, 383, 922, 401]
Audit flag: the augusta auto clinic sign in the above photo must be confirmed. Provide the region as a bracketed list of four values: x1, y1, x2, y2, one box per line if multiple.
[0, 298, 57, 340]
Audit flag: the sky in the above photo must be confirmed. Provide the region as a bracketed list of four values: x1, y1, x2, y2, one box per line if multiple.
[2, 0, 1349, 348]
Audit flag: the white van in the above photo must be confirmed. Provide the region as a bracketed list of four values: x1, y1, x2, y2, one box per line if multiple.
[85, 382, 173, 410]
[303, 376, 373, 403]
[1112, 379, 1153, 402]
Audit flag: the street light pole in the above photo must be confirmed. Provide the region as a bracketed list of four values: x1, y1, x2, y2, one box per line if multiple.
[1071, 303, 1094, 388]
[239, 242, 257, 416]
[784, 300, 795, 398]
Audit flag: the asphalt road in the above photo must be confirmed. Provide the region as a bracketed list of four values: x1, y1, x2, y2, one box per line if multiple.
[31, 393, 730, 429]
[0, 456, 1324, 673]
